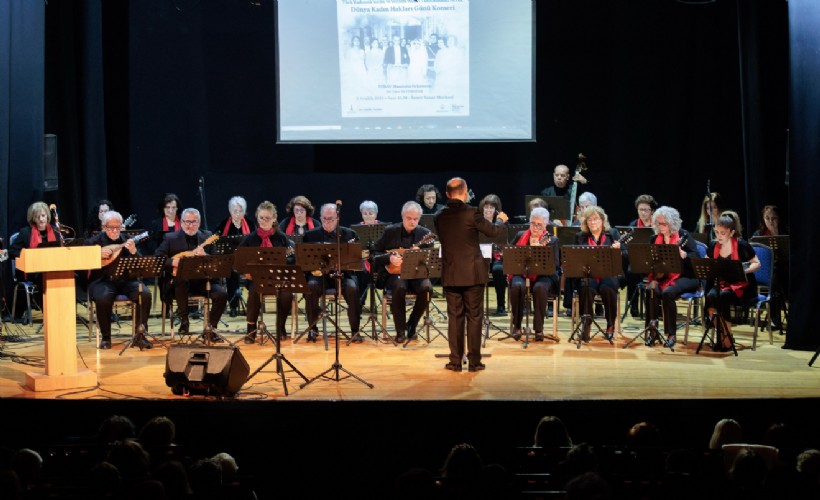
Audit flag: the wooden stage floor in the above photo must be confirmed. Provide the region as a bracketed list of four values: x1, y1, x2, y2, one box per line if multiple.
[1, 296, 817, 402]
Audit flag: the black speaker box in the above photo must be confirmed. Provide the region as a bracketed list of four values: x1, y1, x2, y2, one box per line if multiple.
[164, 345, 249, 398]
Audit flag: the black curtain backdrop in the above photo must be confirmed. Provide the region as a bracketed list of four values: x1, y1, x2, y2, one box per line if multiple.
[3, 0, 807, 347]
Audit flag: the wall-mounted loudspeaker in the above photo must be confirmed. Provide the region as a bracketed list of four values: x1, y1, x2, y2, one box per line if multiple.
[164, 345, 249, 398]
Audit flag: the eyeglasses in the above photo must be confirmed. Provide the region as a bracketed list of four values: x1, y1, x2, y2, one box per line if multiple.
[638, 208, 652, 213]
[321, 217, 337, 223]
[181, 219, 199, 225]
[103, 225, 124, 230]
[529, 222, 546, 229]
[293, 207, 307, 213]
[656, 221, 669, 226]
[258, 216, 275, 222]
[586, 217, 602, 224]
[164, 205, 178, 211]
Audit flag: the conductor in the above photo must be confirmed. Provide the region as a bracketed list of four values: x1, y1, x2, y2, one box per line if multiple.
[435, 177, 502, 372]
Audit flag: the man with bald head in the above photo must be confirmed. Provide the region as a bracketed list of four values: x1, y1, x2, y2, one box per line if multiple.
[434, 177, 502, 372]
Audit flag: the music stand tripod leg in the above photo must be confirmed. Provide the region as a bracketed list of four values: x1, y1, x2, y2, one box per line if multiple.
[245, 307, 309, 396]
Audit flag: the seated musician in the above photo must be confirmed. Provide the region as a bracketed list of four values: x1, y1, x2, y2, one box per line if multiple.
[705, 214, 760, 351]
[83, 199, 114, 237]
[478, 194, 509, 316]
[86, 211, 152, 350]
[753, 205, 785, 237]
[508, 207, 560, 342]
[237, 201, 294, 344]
[280, 195, 320, 237]
[571, 192, 597, 227]
[625, 194, 658, 317]
[213, 196, 255, 317]
[574, 205, 622, 341]
[416, 184, 445, 215]
[372, 201, 434, 342]
[359, 200, 381, 225]
[155, 208, 227, 339]
[643, 206, 700, 348]
[302, 203, 363, 343]
[695, 192, 722, 236]
[8, 202, 62, 319]
[145, 193, 182, 255]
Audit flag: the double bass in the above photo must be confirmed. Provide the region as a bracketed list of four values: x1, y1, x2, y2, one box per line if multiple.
[567, 153, 588, 224]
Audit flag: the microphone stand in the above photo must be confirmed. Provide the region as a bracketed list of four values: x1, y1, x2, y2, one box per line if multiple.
[301, 203, 373, 390]
[198, 176, 208, 230]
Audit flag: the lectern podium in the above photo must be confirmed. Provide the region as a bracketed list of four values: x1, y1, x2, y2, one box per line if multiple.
[16, 246, 101, 391]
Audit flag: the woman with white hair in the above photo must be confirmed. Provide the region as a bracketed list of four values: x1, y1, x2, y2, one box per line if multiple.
[213, 196, 256, 316]
[643, 206, 700, 348]
[358, 200, 380, 225]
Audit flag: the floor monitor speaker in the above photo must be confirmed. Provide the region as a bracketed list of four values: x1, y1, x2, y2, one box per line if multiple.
[164, 345, 249, 398]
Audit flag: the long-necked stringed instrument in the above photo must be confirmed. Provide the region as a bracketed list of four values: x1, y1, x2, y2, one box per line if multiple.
[171, 234, 219, 275]
[100, 231, 149, 266]
[384, 232, 438, 274]
[567, 153, 589, 224]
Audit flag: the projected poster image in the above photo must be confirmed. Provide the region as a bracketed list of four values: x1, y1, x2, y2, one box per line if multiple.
[336, 0, 469, 118]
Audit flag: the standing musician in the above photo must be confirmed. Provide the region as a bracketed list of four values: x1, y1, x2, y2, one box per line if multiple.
[574, 205, 622, 341]
[478, 194, 509, 316]
[372, 201, 433, 343]
[280, 195, 320, 237]
[643, 206, 700, 348]
[302, 203, 363, 343]
[237, 201, 294, 344]
[508, 207, 560, 342]
[86, 211, 152, 350]
[8, 202, 62, 319]
[213, 196, 255, 317]
[435, 177, 502, 372]
[540, 164, 588, 226]
[705, 215, 760, 351]
[155, 208, 227, 339]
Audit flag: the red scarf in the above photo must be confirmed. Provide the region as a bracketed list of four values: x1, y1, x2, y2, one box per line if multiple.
[637, 219, 648, 228]
[285, 217, 314, 235]
[222, 217, 250, 236]
[648, 233, 680, 290]
[507, 229, 544, 283]
[257, 227, 275, 247]
[586, 232, 609, 283]
[162, 217, 179, 231]
[29, 224, 57, 248]
[713, 238, 749, 298]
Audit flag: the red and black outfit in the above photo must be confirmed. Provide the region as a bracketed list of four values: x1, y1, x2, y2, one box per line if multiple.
[213, 216, 256, 315]
[705, 238, 757, 320]
[237, 228, 294, 340]
[8, 224, 61, 319]
[279, 216, 319, 237]
[643, 229, 700, 339]
[574, 228, 622, 333]
[508, 230, 560, 336]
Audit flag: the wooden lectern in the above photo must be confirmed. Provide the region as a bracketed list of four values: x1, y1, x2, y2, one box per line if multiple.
[16, 246, 101, 391]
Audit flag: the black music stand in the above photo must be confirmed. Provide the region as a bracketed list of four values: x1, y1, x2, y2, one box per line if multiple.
[244, 264, 309, 395]
[111, 255, 166, 356]
[234, 246, 289, 344]
[352, 223, 388, 341]
[562, 246, 622, 348]
[397, 248, 444, 348]
[212, 235, 244, 320]
[293, 243, 340, 344]
[300, 215, 372, 389]
[540, 196, 571, 222]
[502, 244, 558, 348]
[690, 257, 746, 356]
[615, 226, 654, 245]
[419, 214, 436, 232]
[174, 254, 235, 346]
[480, 227, 510, 342]
[622, 244, 682, 351]
[554, 226, 580, 246]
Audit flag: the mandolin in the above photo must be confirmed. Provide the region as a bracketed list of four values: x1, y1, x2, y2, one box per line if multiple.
[385, 233, 438, 275]
[171, 234, 220, 275]
[100, 231, 149, 266]
[123, 214, 137, 228]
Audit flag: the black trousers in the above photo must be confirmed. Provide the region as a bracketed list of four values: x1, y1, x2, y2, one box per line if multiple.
[577, 277, 619, 327]
[245, 280, 294, 335]
[306, 274, 361, 333]
[172, 279, 227, 328]
[509, 275, 556, 333]
[89, 278, 152, 341]
[384, 275, 430, 334]
[444, 284, 484, 366]
[644, 277, 699, 336]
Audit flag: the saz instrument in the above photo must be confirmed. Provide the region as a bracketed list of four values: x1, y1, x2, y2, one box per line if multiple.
[123, 214, 137, 228]
[171, 234, 219, 276]
[385, 233, 438, 275]
[100, 231, 149, 266]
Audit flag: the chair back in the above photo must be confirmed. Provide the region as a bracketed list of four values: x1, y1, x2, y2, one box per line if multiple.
[695, 241, 707, 258]
[750, 242, 773, 289]
[8, 232, 20, 280]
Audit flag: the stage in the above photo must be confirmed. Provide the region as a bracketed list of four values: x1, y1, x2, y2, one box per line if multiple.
[1, 297, 818, 498]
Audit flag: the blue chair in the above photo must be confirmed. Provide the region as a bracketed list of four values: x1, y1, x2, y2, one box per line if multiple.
[680, 241, 707, 345]
[750, 242, 774, 350]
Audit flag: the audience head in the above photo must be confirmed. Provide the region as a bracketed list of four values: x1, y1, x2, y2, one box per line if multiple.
[729, 447, 768, 488]
[626, 421, 661, 447]
[11, 448, 42, 487]
[89, 461, 121, 497]
[395, 467, 435, 499]
[797, 449, 820, 478]
[138, 416, 176, 448]
[441, 443, 483, 482]
[106, 439, 151, 484]
[151, 460, 192, 499]
[564, 471, 612, 500]
[96, 415, 136, 444]
[211, 452, 239, 481]
[188, 458, 223, 495]
[709, 418, 743, 450]
[533, 415, 572, 448]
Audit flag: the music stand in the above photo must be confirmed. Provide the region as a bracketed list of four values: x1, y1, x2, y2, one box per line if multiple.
[479, 227, 511, 342]
[615, 226, 654, 245]
[621, 244, 683, 351]
[554, 226, 580, 246]
[294, 243, 339, 344]
[562, 246, 622, 348]
[419, 214, 436, 232]
[244, 264, 309, 395]
[234, 246, 289, 344]
[502, 245, 559, 348]
[285, 233, 304, 246]
[352, 223, 388, 341]
[396, 248, 444, 348]
[212, 235, 244, 320]
[690, 257, 747, 356]
[539, 196, 571, 222]
[111, 255, 166, 356]
[174, 254, 236, 345]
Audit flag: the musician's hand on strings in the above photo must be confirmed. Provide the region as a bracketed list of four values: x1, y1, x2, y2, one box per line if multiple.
[124, 239, 137, 255]
[193, 246, 206, 256]
[389, 253, 403, 268]
[101, 247, 113, 259]
[679, 247, 687, 259]
[612, 241, 621, 250]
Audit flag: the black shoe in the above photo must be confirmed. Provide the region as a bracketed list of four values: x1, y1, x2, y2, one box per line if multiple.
[135, 336, 152, 349]
[445, 363, 462, 372]
[468, 363, 486, 372]
[307, 330, 318, 342]
[630, 307, 640, 318]
[350, 333, 364, 343]
[664, 335, 677, 348]
[511, 330, 522, 341]
[594, 304, 604, 317]
[244, 335, 256, 344]
[605, 325, 615, 341]
[407, 322, 417, 340]
[229, 307, 238, 318]
[396, 332, 407, 343]
[534, 332, 545, 342]
[493, 306, 506, 316]
[178, 321, 190, 336]
[99, 340, 111, 350]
